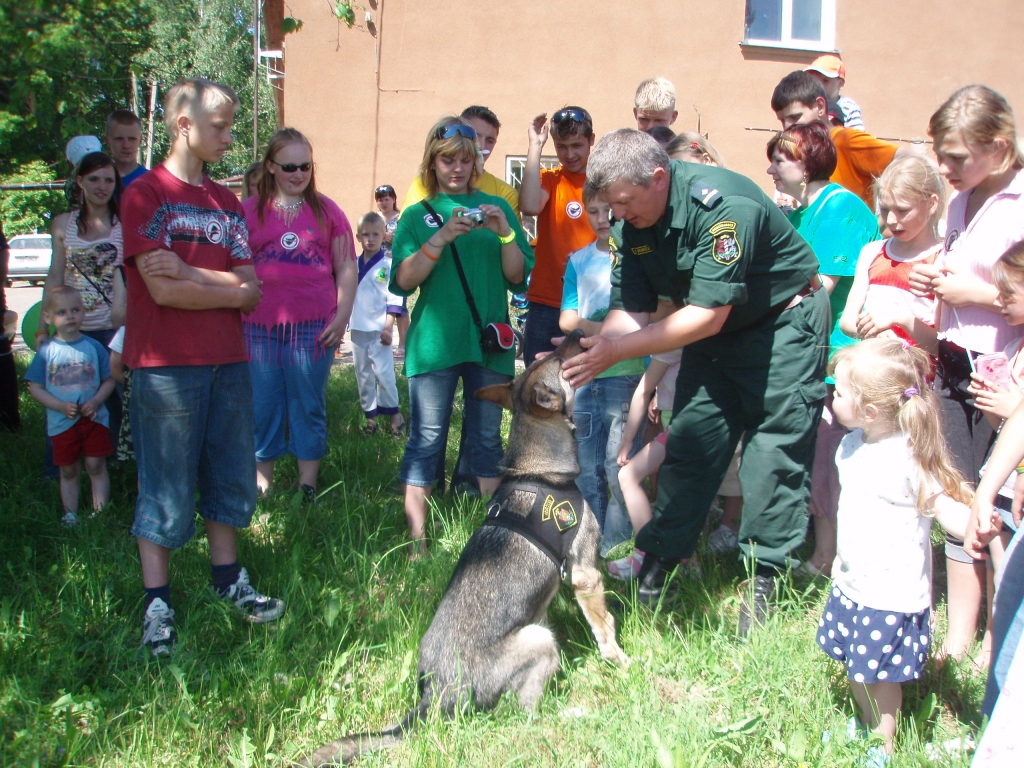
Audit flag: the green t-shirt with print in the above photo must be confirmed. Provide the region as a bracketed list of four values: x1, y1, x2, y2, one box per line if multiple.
[390, 191, 533, 377]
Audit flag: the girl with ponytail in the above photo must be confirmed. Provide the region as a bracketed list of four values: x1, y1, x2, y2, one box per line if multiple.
[815, 338, 971, 759]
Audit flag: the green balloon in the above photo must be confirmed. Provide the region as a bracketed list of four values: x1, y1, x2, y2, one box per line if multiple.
[21, 301, 53, 351]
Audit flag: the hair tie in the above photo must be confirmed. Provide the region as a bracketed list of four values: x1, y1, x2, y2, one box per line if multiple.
[901, 339, 912, 350]
[691, 142, 700, 149]
[904, 387, 919, 398]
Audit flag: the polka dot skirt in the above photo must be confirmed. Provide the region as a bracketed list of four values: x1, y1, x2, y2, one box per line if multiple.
[817, 585, 930, 684]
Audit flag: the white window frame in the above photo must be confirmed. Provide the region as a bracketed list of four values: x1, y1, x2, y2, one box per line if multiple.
[742, 0, 836, 53]
[504, 155, 560, 192]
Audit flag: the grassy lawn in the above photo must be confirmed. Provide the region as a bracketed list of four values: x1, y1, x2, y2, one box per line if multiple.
[0, 355, 985, 766]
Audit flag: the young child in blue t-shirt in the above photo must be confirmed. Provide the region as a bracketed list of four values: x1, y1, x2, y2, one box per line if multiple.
[25, 286, 115, 527]
[559, 187, 646, 559]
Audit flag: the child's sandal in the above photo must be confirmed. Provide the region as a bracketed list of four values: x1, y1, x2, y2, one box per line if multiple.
[390, 417, 406, 437]
[361, 423, 377, 437]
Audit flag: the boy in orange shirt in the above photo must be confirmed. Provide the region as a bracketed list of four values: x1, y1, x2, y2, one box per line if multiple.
[519, 106, 596, 366]
[771, 70, 916, 208]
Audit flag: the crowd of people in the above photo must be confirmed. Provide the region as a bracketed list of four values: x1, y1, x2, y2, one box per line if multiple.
[2, 53, 1024, 762]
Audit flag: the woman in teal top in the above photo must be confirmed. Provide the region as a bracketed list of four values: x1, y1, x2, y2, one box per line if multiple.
[390, 116, 534, 553]
[767, 120, 880, 577]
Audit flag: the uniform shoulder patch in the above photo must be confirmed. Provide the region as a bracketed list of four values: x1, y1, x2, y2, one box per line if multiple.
[708, 220, 741, 265]
[691, 181, 722, 208]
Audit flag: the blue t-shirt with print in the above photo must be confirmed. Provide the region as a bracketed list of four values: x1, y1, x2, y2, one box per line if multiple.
[25, 335, 111, 436]
[561, 240, 645, 379]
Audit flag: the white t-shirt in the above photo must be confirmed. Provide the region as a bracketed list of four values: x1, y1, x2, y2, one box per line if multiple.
[833, 430, 938, 613]
[109, 325, 125, 354]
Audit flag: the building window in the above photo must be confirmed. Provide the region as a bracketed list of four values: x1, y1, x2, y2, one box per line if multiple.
[505, 155, 560, 239]
[743, 0, 835, 51]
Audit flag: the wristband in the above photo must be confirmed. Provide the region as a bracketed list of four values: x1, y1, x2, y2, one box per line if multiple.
[498, 230, 516, 245]
[1015, 461, 1024, 475]
[420, 244, 440, 262]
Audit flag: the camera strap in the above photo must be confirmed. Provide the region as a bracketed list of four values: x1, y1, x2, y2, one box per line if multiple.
[420, 200, 486, 338]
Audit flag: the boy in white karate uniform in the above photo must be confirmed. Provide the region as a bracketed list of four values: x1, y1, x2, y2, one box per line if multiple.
[351, 213, 404, 435]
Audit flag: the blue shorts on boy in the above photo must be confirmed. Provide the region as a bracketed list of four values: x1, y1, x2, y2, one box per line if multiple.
[351, 248, 403, 418]
[25, 335, 111, 435]
[561, 240, 645, 555]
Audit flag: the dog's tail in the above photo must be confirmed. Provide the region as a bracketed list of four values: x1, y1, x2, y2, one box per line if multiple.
[291, 703, 428, 767]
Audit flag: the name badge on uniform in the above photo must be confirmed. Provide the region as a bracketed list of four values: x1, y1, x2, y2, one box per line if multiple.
[631, 245, 652, 255]
[709, 220, 741, 265]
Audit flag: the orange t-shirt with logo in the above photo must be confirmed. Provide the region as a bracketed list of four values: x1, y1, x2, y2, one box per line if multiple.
[830, 126, 898, 208]
[525, 168, 595, 307]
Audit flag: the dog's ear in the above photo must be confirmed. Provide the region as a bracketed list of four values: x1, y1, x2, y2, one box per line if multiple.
[475, 383, 513, 411]
[529, 383, 563, 415]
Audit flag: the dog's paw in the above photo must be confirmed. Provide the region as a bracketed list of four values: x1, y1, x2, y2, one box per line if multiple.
[601, 642, 630, 669]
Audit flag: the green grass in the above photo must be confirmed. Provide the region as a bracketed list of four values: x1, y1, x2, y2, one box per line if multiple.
[0, 354, 986, 766]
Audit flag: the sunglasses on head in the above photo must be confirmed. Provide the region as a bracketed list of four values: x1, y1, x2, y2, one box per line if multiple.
[551, 108, 589, 125]
[270, 160, 312, 173]
[434, 123, 477, 141]
[375, 185, 395, 197]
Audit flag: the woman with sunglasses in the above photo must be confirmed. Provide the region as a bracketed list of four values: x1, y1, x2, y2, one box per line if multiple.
[374, 184, 408, 357]
[244, 128, 358, 499]
[390, 116, 534, 554]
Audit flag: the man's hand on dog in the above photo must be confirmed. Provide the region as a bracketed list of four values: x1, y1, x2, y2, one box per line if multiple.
[562, 335, 622, 387]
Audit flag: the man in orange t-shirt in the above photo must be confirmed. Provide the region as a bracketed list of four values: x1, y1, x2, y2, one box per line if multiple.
[519, 106, 596, 365]
[771, 71, 916, 207]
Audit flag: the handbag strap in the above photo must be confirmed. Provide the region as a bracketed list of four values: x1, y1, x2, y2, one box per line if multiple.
[419, 200, 486, 336]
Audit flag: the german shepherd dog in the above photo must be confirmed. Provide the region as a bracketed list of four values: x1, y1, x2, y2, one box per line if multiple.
[295, 331, 628, 766]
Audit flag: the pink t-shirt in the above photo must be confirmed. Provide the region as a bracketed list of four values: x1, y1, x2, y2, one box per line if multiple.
[242, 195, 355, 329]
[939, 168, 1024, 354]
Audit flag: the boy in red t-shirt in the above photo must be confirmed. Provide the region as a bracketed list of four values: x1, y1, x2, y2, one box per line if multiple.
[121, 78, 283, 656]
[520, 106, 597, 365]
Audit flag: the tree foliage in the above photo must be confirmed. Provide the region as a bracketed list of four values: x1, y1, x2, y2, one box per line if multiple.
[0, 0, 278, 235]
[0, 161, 66, 235]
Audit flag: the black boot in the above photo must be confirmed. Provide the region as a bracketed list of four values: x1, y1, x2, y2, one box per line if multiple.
[738, 572, 777, 637]
[637, 554, 681, 605]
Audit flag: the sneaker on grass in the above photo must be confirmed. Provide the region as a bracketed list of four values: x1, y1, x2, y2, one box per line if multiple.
[61, 511, 79, 528]
[606, 549, 644, 581]
[218, 567, 285, 623]
[706, 524, 739, 553]
[141, 597, 176, 657]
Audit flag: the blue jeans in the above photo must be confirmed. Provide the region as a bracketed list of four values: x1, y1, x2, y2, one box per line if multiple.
[523, 302, 562, 368]
[984, 523, 1024, 716]
[130, 363, 257, 549]
[400, 363, 510, 487]
[247, 324, 335, 462]
[574, 374, 642, 556]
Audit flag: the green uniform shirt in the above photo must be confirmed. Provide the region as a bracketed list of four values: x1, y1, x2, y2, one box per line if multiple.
[390, 191, 533, 377]
[609, 161, 819, 333]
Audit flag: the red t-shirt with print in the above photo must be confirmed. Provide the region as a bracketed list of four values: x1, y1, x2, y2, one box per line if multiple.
[525, 167, 595, 308]
[120, 164, 252, 368]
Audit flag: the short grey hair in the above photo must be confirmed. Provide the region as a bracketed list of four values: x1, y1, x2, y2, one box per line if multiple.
[586, 129, 671, 191]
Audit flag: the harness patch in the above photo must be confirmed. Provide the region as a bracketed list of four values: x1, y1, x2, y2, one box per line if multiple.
[541, 494, 579, 531]
[630, 244, 653, 255]
[709, 220, 741, 265]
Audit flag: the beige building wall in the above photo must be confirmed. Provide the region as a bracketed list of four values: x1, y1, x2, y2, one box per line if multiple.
[283, 0, 1024, 221]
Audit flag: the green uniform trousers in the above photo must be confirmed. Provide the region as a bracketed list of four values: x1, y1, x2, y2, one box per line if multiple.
[635, 287, 830, 568]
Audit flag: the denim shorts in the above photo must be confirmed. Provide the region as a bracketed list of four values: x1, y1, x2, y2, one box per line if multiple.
[247, 324, 335, 462]
[130, 363, 257, 549]
[400, 363, 510, 487]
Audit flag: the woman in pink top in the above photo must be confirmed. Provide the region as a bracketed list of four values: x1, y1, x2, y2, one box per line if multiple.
[244, 128, 358, 498]
[909, 85, 1024, 663]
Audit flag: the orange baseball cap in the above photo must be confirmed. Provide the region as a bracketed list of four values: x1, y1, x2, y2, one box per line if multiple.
[806, 54, 845, 80]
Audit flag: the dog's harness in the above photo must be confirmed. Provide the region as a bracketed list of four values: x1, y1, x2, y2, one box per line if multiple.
[483, 479, 584, 581]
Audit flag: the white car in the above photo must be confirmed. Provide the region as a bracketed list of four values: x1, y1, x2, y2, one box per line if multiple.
[6, 233, 52, 285]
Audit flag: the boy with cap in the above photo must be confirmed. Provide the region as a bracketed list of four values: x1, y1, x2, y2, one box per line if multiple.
[805, 54, 864, 130]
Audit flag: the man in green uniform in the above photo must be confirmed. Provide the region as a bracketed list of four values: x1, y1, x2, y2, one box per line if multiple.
[562, 130, 828, 633]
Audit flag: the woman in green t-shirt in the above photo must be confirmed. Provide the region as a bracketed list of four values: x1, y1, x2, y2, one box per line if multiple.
[389, 117, 534, 554]
[767, 121, 881, 576]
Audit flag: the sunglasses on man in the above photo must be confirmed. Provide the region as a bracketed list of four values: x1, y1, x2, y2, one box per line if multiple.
[270, 160, 312, 173]
[434, 123, 477, 140]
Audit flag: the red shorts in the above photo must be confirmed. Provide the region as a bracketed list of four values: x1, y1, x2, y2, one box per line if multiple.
[52, 418, 114, 466]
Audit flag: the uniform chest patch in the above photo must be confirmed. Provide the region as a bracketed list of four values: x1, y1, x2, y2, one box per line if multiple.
[566, 201, 583, 219]
[375, 267, 387, 282]
[541, 494, 579, 531]
[631, 244, 653, 255]
[709, 220, 741, 265]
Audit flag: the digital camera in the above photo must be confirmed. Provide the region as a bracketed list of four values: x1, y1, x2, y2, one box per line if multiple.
[459, 208, 488, 227]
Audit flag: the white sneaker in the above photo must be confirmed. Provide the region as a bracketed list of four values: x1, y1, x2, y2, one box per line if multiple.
[219, 567, 285, 623]
[61, 511, 79, 528]
[140, 597, 176, 657]
[706, 524, 738, 553]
